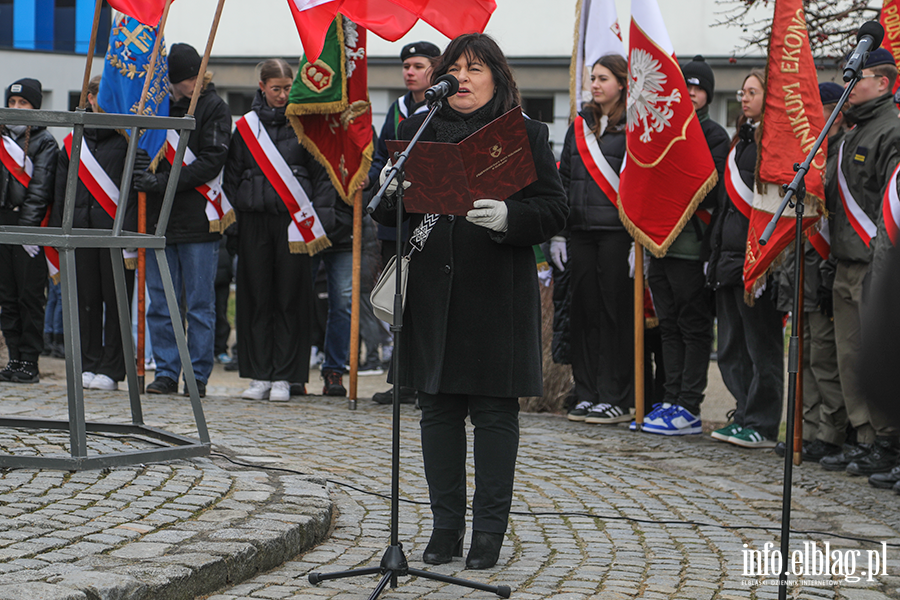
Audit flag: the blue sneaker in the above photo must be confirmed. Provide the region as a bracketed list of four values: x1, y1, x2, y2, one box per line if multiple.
[630, 403, 673, 431]
[642, 405, 702, 436]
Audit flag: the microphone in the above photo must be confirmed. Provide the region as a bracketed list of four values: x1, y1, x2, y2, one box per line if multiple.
[424, 74, 460, 103]
[843, 21, 885, 82]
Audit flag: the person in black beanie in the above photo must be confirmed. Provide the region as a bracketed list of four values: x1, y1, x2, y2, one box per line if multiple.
[640, 55, 730, 435]
[134, 42, 232, 398]
[0, 77, 58, 383]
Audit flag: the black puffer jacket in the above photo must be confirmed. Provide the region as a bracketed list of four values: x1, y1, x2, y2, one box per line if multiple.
[707, 123, 756, 290]
[224, 90, 339, 235]
[146, 81, 231, 244]
[0, 125, 58, 226]
[558, 109, 626, 233]
[51, 127, 137, 231]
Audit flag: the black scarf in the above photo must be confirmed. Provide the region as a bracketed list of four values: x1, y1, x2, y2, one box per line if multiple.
[253, 89, 287, 127]
[430, 98, 499, 143]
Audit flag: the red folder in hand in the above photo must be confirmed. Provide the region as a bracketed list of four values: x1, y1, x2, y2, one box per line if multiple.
[386, 107, 538, 215]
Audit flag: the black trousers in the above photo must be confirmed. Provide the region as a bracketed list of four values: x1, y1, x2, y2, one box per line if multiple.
[716, 285, 784, 439]
[647, 256, 714, 416]
[568, 230, 634, 408]
[236, 211, 312, 382]
[214, 239, 233, 356]
[0, 209, 47, 362]
[76, 248, 135, 381]
[418, 391, 519, 534]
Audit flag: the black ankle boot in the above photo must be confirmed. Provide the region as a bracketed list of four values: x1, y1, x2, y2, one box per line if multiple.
[51, 333, 65, 359]
[42, 333, 53, 356]
[423, 528, 464, 565]
[465, 531, 504, 570]
[0, 360, 20, 382]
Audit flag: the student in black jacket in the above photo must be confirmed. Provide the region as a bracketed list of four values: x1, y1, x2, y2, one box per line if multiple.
[0, 78, 58, 383]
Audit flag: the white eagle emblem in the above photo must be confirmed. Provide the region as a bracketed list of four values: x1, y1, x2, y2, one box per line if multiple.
[627, 48, 681, 143]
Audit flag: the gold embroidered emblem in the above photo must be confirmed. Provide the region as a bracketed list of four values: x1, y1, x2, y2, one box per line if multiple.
[301, 61, 335, 94]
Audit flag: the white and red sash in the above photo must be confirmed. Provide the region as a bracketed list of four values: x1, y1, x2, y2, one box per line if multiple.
[64, 133, 119, 219]
[573, 115, 619, 206]
[39, 207, 59, 282]
[64, 133, 138, 266]
[836, 140, 878, 247]
[0, 133, 33, 188]
[165, 130, 235, 233]
[883, 161, 900, 247]
[808, 219, 831, 260]
[235, 111, 330, 255]
[724, 146, 753, 220]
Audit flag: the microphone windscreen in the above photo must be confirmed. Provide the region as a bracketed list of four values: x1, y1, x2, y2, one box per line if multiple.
[437, 74, 460, 96]
[858, 21, 885, 49]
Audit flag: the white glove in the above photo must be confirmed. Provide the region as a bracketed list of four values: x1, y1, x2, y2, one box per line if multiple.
[754, 279, 767, 299]
[466, 199, 508, 232]
[379, 160, 411, 196]
[549, 236, 567, 271]
[22, 245, 39, 258]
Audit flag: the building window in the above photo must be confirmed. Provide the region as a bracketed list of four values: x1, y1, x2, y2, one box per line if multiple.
[94, 2, 111, 55]
[0, 0, 13, 48]
[522, 96, 554, 123]
[228, 91, 256, 116]
[54, 0, 76, 52]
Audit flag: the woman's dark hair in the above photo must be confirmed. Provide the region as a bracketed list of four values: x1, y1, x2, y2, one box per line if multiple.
[257, 58, 293, 83]
[588, 54, 628, 136]
[732, 68, 766, 146]
[431, 33, 519, 115]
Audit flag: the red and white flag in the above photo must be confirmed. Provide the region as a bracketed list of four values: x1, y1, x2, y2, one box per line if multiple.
[617, 0, 717, 257]
[570, 0, 625, 118]
[881, 0, 900, 95]
[107, 0, 170, 26]
[287, 0, 496, 62]
[743, 0, 825, 297]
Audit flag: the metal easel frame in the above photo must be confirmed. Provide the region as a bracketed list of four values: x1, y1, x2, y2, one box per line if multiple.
[0, 107, 209, 471]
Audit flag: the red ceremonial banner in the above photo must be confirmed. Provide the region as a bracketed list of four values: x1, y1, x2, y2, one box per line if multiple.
[107, 0, 169, 26]
[618, 0, 717, 257]
[744, 0, 825, 296]
[881, 0, 900, 94]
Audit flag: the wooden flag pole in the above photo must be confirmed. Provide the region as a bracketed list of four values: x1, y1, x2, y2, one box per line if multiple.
[793, 257, 805, 466]
[134, 0, 174, 393]
[634, 243, 645, 428]
[188, 0, 227, 117]
[77, 0, 105, 110]
[348, 189, 363, 409]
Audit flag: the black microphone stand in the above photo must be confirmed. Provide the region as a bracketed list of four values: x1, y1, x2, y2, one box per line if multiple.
[308, 98, 510, 599]
[758, 74, 859, 600]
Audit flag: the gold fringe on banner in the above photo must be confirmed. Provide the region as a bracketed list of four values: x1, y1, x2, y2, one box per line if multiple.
[617, 170, 718, 258]
[289, 235, 332, 256]
[208, 208, 236, 233]
[124, 256, 138, 270]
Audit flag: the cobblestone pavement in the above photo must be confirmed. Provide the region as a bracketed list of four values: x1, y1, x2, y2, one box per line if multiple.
[1, 368, 899, 600]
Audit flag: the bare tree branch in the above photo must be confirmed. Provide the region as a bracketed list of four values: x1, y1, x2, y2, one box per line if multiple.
[714, 0, 880, 59]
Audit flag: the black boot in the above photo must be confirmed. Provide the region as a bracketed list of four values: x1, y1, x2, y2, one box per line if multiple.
[42, 333, 53, 356]
[422, 528, 465, 565]
[51, 333, 65, 359]
[0, 360, 21, 382]
[11, 360, 39, 384]
[465, 531, 504, 570]
[847, 437, 900, 476]
[820, 443, 870, 471]
[868, 464, 900, 489]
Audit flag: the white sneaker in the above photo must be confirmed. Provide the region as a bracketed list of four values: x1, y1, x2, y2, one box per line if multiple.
[89, 374, 118, 391]
[82, 372, 96, 389]
[242, 380, 271, 400]
[144, 358, 156, 371]
[269, 380, 290, 402]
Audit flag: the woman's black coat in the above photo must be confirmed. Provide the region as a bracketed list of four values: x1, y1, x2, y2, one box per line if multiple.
[51, 128, 137, 231]
[707, 123, 755, 290]
[0, 126, 58, 226]
[375, 112, 568, 398]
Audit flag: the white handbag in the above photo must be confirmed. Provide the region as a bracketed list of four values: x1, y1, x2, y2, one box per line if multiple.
[370, 214, 439, 325]
[370, 254, 409, 325]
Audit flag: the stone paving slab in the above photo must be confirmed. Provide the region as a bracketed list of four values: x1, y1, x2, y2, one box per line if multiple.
[2, 374, 900, 600]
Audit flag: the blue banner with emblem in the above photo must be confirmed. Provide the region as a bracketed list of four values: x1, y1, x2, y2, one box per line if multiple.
[97, 14, 169, 162]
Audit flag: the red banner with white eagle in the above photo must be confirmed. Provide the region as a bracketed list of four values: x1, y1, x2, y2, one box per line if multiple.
[744, 0, 825, 297]
[617, 0, 717, 257]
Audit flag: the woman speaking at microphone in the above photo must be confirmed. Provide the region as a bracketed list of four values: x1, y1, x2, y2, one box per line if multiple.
[374, 33, 567, 569]
[223, 58, 335, 402]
